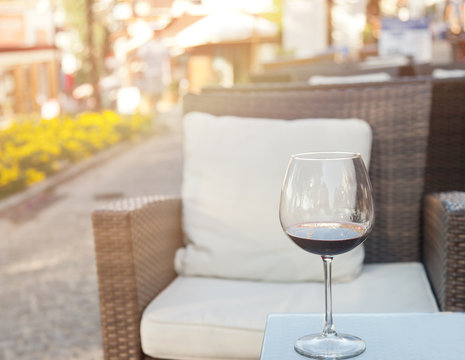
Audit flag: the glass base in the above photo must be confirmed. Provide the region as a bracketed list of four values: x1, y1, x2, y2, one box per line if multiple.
[294, 332, 366, 359]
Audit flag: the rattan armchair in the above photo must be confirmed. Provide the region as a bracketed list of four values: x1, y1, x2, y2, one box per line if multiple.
[202, 75, 465, 196]
[92, 79, 465, 360]
[249, 61, 403, 83]
[424, 76, 465, 194]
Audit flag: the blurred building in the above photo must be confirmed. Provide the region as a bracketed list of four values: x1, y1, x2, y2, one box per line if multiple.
[163, 9, 280, 92]
[109, 0, 280, 99]
[0, 1, 59, 122]
[104, 0, 457, 108]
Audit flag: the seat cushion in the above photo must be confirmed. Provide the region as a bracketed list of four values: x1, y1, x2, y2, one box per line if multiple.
[308, 72, 391, 85]
[176, 112, 372, 282]
[141, 262, 438, 360]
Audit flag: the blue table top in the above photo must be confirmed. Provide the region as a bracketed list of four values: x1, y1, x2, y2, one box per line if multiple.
[260, 313, 465, 360]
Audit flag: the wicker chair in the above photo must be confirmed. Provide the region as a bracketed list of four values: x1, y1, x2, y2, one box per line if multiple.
[413, 62, 465, 77]
[250, 55, 442, 84]
[424, 76, 465, 194]
[202, 76, 465, 196]
[92, 79, 465, 360]
[395, 63, 465, 195]
[249, 61, 404, 83]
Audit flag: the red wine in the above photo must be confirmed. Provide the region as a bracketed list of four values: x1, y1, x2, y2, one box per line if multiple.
[285, 222, 369, 256]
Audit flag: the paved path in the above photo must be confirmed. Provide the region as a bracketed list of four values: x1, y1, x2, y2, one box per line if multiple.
[0, 109, 183, 359]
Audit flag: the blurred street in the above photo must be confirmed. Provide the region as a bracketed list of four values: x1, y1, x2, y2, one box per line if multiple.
[0, 107, 182, 360]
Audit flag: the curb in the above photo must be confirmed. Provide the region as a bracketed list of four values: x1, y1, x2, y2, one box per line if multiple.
[0, 140, 135, 214]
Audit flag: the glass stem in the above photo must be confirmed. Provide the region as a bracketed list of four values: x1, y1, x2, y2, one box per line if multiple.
[322, 255, 336, 337]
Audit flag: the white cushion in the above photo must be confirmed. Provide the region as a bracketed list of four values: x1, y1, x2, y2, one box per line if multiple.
[432, 68, 465, 79]
[141, 262, 439, 360]
[308, 72, 391, 85]
[176, 112, 372, 282]
[361, 55, 409, 68]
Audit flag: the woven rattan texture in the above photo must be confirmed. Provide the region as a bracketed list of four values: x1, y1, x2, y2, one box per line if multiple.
[413, 62, 465, 76]
[131, 197, 183, 311]
[184, 80, 432, 263]
[424, 77, 465, 194]
[424, 192, 465, 311]
[249, 63, 401, 83]
[92, 197, 182, 360]
[203, 77, 465, 197]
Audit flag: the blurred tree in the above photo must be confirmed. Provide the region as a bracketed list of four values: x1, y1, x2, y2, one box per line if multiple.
[86, 0, 102, 109]
[61, 0, 107, 109]
[262, 0, 283, 29]
[364, 0, 380, 45]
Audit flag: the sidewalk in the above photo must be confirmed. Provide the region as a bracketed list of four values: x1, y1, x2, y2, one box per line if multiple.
[0, 106, 183, 360]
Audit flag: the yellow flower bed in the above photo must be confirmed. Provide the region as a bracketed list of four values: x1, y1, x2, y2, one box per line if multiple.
[0, 110, 151, 199]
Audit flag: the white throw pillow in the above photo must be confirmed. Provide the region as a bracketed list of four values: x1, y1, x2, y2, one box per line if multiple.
[308, 72, 391, 85]
[175, 112, 372, 282]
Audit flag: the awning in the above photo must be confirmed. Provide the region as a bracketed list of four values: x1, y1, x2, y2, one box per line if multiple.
[174, 10, 279, 48]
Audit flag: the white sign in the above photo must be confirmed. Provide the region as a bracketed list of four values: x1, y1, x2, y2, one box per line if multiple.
[379, 18, 432, 63]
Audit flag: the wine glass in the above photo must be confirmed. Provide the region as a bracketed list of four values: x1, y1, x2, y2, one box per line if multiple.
[279, 152, 374, 359]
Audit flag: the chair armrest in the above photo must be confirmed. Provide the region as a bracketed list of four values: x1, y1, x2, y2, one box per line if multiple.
[92, 196, 183, 360]
[423, 192, 465, 311]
